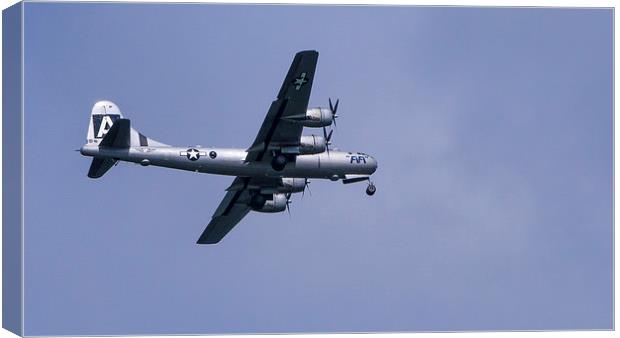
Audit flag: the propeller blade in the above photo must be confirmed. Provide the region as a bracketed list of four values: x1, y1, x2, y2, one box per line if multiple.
[302, 179, 311, 198]
[323, 126, 334, 155]
[284, 192, 292, 217]
[329, 98, 339, 128]
[323, 127, 331, 155]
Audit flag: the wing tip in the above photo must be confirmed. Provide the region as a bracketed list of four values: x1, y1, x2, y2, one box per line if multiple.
[196, 237, 220, 245]
[196, 229, 222, 245]
[296, 50, 319, 57]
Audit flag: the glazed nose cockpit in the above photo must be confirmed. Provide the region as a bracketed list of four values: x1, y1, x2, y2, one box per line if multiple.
[368, 155, 378, 172]
[349, 152, 378, 174]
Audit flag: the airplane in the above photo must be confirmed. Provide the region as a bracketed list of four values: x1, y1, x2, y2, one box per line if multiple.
[80, 50, 378, 244]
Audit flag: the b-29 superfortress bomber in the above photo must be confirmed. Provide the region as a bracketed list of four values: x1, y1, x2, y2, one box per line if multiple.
[81, 50, 378, 244]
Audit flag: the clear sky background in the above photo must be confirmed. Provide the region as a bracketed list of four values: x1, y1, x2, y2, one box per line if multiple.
[22, 3, 612, 335]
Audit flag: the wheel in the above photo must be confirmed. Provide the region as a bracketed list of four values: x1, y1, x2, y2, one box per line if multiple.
[271, 154, 287, 171]
[366, 184, 376, 196]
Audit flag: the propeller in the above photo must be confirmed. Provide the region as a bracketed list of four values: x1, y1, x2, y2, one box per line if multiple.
[329, 98, 340, 128]
[285, 192, 292, 217]
[302, 179, 311, 198]
[323, 126, 334, 155]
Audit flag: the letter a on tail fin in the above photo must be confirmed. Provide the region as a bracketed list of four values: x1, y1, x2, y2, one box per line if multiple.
[87, 101, 123, 144]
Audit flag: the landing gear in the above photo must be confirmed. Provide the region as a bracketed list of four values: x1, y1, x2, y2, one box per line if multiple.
[366, 182, 376, 196]
[271, 153, 288, 171]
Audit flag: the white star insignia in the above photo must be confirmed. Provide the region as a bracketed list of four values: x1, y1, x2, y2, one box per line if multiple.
[293, 73, 308, 90]
[187, 149, 199, 160]
[180, 148, 206, 161]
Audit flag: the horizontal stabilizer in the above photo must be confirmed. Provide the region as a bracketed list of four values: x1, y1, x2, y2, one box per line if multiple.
[99, 119, 131, 148]
[88, 157, 117, 178]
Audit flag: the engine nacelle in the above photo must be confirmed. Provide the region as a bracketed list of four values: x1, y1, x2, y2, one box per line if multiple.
[304, 108, 333, 127]
[299, 135, 327, 154]
[259, 178, 307, 194]
[250, 193, 287, 213]
[280, 178, 306, 193]
[284, 108, 333, 128]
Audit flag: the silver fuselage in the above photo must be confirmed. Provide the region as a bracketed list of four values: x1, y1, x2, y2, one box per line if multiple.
[80, 144, 378, 180]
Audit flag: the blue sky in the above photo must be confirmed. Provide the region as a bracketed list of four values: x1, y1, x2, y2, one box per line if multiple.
[22, 3, 612, 335]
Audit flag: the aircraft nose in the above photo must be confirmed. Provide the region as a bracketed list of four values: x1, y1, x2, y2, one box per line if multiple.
[369, 155, 378, 173]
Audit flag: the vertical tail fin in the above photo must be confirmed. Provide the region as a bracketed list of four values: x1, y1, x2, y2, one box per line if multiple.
[87, 101, 123, 145]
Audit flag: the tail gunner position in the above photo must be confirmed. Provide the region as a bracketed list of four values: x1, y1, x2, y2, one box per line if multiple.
[81, 50, 378, 244]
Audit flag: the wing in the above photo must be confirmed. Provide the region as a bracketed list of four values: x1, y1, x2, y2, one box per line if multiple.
[245, 50, 319, 163]
[196, 176, 281, 244]
[196, 177, 251, 244]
